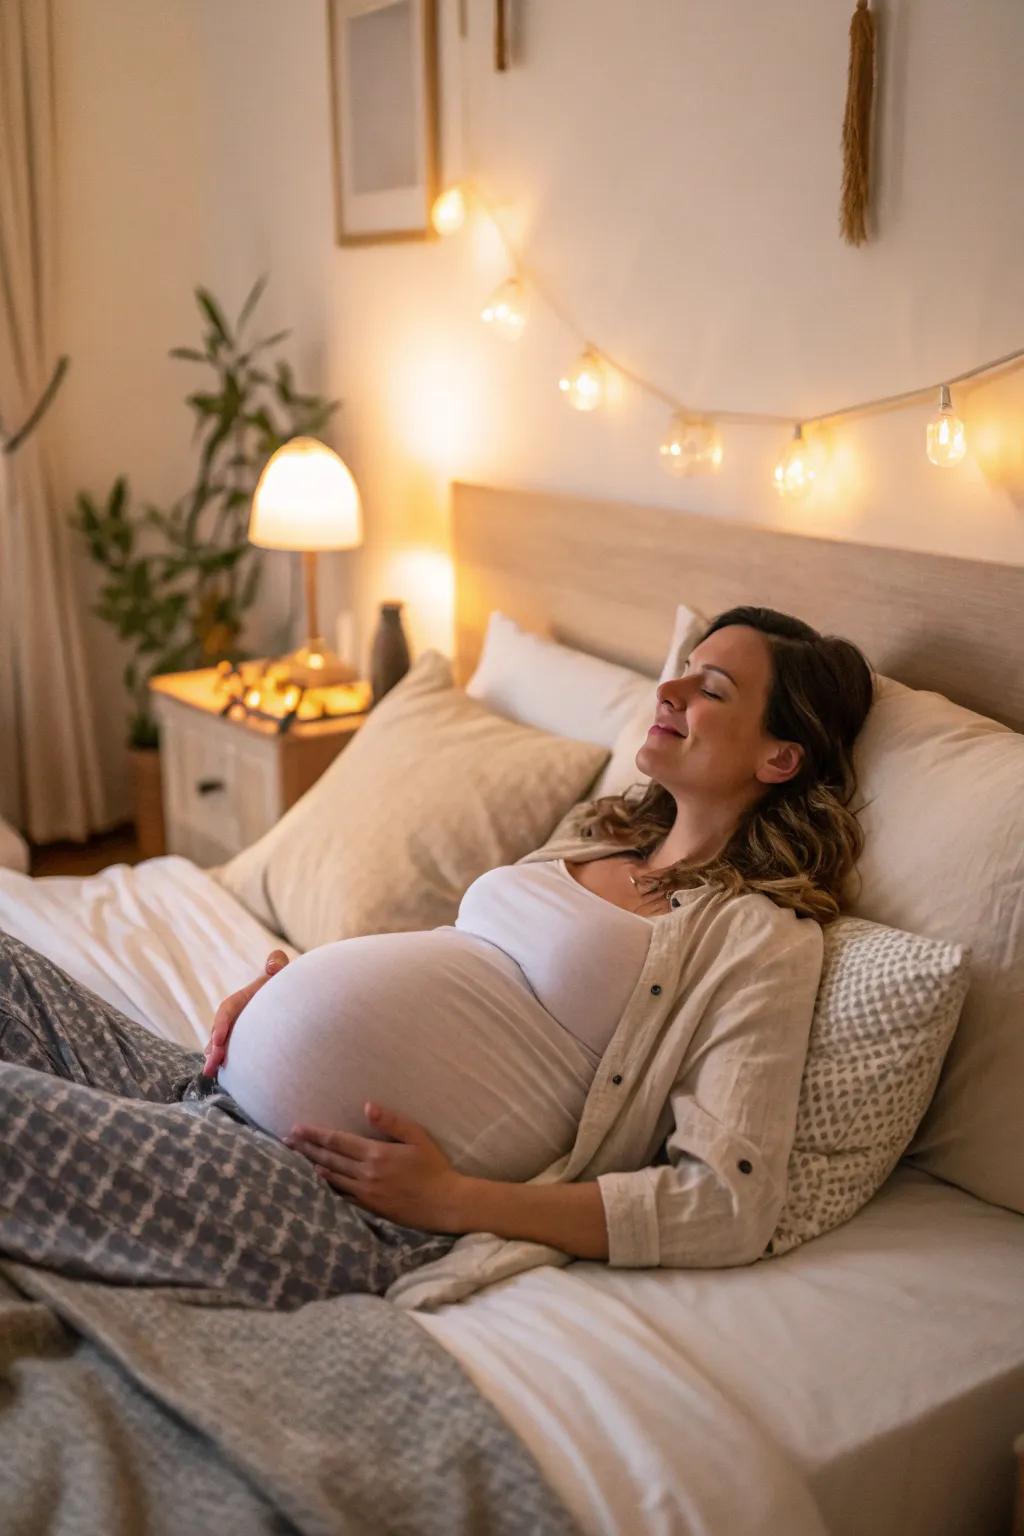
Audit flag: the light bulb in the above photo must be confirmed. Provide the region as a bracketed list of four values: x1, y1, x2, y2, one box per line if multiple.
[430, 186, 466, 236]
[480, 277, 526, 339]
[558, 348, 605, 412]
[659, 414, 723, 476]
[926, 384, 966, 468]
[773, 424, 820, 498]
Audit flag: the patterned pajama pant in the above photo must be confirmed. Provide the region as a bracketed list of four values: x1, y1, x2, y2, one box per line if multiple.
[0, 931, 458, 1310]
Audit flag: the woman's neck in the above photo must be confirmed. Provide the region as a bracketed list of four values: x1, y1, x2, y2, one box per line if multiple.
[644, 794, 747, 870]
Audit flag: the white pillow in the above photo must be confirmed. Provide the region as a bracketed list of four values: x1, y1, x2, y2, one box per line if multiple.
[214, 649, 609, 952]
[591, 602, 709, 800]
[465, 610, 655, 748]
[845, 673, 1024, 1215]
[766, 914, 971, 1257]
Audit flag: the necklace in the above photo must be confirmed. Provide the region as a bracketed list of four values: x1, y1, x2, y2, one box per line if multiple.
[627, 851, 650, 890]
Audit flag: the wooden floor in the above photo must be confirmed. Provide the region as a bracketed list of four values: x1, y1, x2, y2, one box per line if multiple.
[29, 823, 143, 877]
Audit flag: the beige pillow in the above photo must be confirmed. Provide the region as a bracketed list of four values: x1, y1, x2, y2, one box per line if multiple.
[767, 914, 971, 1258]
[214, 649, 609, 952]
[844, 673, 1024, 1215]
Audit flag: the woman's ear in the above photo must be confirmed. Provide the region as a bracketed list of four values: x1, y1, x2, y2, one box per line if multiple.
[756, 740, 804, 785]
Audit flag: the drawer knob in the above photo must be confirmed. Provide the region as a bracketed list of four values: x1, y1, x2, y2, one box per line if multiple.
[196, 777, 226, 796]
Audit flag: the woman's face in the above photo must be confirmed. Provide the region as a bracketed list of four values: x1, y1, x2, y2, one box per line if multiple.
[636, 624, 804, 800]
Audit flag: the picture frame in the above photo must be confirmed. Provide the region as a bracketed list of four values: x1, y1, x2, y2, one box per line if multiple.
[327, 0, 440, 246]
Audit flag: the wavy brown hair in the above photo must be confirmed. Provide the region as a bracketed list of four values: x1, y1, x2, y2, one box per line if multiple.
[582, 606, 876, 926]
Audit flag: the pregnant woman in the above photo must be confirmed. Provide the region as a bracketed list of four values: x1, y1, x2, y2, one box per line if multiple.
[0, 606, 873, 1311]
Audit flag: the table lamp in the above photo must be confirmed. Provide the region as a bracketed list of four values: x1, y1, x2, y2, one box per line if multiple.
[249, 436, 363, 687]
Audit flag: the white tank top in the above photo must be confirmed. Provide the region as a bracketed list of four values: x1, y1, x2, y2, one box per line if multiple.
[454, 858, 654, 1056]
[217, 857, 656, 1181]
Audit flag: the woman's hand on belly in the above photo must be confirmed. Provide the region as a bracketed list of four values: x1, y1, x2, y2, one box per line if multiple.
[203, 949, 290, 1077]
[284, 1102, 468, 1233]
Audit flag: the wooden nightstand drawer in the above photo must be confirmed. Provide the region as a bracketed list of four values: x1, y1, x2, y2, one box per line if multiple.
[151, 669, 368, 866]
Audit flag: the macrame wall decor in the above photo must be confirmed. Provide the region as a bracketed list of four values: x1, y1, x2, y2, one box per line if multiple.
[840, 0, 877, 245]
[494, 0, 508, 71]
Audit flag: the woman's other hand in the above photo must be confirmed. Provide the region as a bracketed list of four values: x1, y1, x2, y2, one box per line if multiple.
[284, 1103, 466, 1233]
[202, 949, 290, 1077]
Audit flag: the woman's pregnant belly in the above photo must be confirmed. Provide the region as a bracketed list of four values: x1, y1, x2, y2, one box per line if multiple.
[216, 927, 599, 1183]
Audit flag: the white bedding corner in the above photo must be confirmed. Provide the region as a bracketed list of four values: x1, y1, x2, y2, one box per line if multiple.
[0, 856, 296, 1049]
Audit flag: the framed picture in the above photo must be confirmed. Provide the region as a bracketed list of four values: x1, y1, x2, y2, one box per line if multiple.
[327, 0, 439, 245]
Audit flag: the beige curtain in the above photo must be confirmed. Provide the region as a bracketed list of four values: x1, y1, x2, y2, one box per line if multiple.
[0, 0, 105, 841]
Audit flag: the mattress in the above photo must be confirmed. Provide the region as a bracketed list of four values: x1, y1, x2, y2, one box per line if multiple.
[413, 1164, 1024, 1536]
[3, 856, 1022, 1534]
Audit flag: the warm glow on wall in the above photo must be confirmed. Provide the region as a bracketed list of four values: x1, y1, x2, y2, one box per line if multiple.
[378, 545, 455, 660]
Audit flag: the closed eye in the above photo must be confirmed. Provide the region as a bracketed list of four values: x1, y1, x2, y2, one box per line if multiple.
[701, 689, 722, 700]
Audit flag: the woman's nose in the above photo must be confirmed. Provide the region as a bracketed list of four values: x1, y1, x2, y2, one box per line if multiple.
[658, 677, 691, 705]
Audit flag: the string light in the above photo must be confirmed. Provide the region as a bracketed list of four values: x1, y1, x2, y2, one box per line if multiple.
[480, 277, 526, 339]
[926, 384, 967, 468]
[773, 425, 821, 498]
[428, 178, 1024, 481]
[658, 414, 724, 476]
[431, 185, 466, 236]
[558, 348, 606, 412]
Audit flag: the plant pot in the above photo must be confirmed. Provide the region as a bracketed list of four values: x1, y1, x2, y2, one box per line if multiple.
[129, 746, 167, 859]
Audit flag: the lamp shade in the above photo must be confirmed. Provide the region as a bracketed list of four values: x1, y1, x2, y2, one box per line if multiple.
[249, 437, 363, 552]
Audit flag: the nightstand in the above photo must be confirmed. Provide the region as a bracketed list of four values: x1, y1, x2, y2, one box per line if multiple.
[150, 668, 368, 866]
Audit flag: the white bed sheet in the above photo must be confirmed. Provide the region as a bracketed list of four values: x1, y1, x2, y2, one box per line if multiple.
[413, 1165, 1024, 1536]
[0, 856, 294, 1050]
[3, 858, 1022, 1535]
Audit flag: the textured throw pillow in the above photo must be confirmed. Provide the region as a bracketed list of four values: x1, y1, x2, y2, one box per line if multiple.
[213, 649, 609, 952]
[845, 673, 1024, 1215]
[767, 914, 971, 1258]
[592, 602, 709, 800]
[466, 610, 657, 748]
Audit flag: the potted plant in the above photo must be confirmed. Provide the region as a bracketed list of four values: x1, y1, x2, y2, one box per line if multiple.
[71, 278, 339, 856]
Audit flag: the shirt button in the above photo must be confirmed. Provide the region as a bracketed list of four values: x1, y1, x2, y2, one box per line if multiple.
[611, 1073, 623, 1085]
[738, 1159, 752, 1174]
[650, 984, 662, 995]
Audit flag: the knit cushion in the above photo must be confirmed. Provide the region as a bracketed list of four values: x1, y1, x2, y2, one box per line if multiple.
[767, 914, 971, 1258]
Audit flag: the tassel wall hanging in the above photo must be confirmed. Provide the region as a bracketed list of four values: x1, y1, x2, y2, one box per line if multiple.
[840, 0, 876, 245]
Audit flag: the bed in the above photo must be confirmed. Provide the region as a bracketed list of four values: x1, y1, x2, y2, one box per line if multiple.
[1, 481, 1023, 1536]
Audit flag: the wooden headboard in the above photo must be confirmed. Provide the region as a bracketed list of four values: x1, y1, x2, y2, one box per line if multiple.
[450, 482, 1024, 734]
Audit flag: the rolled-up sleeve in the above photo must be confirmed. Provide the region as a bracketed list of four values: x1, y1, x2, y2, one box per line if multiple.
[596, 920, 824, 1270]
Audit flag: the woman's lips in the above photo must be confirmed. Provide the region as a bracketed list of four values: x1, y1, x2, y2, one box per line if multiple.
[648, 724, 684, 737]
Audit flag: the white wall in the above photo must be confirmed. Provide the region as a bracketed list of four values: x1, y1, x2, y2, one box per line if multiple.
[52, 0, 1024, 818]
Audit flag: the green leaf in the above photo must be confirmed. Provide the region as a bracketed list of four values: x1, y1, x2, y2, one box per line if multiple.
[169, 347, 209, 363]
[248, 329, 290, 357]
[195, 287, 232, 346]
[109, 477, 128, 520]
[186, 391, 222, 417]
[236, 274, 268, 334]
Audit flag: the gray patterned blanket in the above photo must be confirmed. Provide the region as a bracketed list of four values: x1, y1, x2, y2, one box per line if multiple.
[0, 1259, 581, 1536]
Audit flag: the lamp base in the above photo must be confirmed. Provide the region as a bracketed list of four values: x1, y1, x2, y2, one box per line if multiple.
[278, 639, 358, 688]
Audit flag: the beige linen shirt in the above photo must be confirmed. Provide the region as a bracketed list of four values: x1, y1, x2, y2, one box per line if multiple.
[385, 801, 825, 1312]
